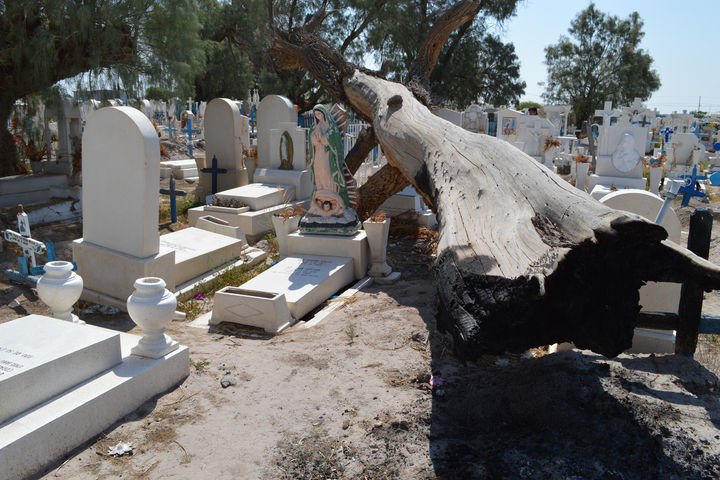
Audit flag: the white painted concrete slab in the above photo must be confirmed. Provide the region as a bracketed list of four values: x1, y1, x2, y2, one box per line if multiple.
[215, 183, 295, 211]
[237, 254, 354, 320]
[0, 315, 121, 425]
[159, 227, 246, 284]
[0, 318, 188, 480]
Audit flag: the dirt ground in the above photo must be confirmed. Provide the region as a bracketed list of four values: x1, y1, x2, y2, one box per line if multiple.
[2, 191, 720, 479]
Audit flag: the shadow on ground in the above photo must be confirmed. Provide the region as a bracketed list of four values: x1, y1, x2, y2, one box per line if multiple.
[379, 230, 720, 479]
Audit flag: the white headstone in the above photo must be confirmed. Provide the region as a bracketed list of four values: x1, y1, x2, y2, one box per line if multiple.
[200, 98, 250, 194]
[82, 106, 160, 258]
[257, 95, 296, 167]
[204, 98, 248, 170]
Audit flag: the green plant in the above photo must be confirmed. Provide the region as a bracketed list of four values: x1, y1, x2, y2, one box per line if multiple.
[263, 232, 279, 254]
[190, 358, 210, 371]
[159, 193, 200, 223]
[345, 323, 357, 343]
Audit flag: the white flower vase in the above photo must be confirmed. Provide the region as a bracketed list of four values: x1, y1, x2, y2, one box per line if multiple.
[272, 214, 301, 259]
[37, 261, 83, 323]
[649, 166, 663, 195]
[576, 162, 590, 191]
[544, 147, 558, 163]
[126, 277, 179, 359]
[363, 218, 392, 277]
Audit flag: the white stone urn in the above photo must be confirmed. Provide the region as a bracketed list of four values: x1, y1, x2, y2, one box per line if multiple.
[363, 218, 392, 277]
[544, 146, 559, 163]
[575, 162, 590, 191]
[126, 277, 179, 359]
[649, 166, 663, 195]
[271, 213, 301, 259]
[37, 261, 83, 323]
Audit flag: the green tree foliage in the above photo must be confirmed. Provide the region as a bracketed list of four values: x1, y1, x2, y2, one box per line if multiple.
[0, 0, 204, 175]
[543, 3, 660, 128]
[364, 0, 524, 109]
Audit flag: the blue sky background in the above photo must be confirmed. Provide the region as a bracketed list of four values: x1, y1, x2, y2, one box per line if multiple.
[495, 0, 719, 114]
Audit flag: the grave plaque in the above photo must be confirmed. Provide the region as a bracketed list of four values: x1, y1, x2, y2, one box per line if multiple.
[0, 315, 121, 424]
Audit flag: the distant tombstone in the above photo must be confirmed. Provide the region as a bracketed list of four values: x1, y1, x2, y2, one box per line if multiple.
[668, 132, 703, 175]
[462, 104, 487, 133]
[199, 98, 250, 196]
[256, 95, 300, 169]
[588, 117, 649, 195]
[436, 108, 463, 127]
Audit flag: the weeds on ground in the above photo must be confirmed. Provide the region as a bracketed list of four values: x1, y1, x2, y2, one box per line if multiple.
[345, 323, 357, 343]
[158, 194, 202, 223]
[176, 260, 273, 319]
[190, 358, 210, 371]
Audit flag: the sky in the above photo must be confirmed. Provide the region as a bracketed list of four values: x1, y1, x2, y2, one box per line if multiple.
[495, 0, 720, 114]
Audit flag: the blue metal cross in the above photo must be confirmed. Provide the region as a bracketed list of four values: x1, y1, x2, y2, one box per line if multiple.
[677, 165, 720, 207]
[200, 155, 228, 194]
[159, 177, 187, 223]
[164, 121, 177, 139]
[181, 118, 200, 157]
[663, 127, 674, 144]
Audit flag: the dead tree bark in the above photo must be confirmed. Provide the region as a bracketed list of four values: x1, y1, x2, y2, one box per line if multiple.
[269, 1, 720, 359]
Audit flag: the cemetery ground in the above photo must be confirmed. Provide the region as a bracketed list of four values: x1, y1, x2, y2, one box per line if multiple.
[2, 198, 720, 478]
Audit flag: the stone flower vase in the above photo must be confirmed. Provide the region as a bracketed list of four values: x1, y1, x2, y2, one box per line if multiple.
[272, 213, 301, 259]
[649, 166, 663, 195]
[576, 162, 590, 191]
[363, 218, 392, 277]
[544, 146, 559, 163]
[126, 277, 179, 359]
[37, 261, 84, 323]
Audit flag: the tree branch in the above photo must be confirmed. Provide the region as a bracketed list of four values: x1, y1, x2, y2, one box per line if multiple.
[405, 0, 482, 105]
[345, 126, 378, 174]
[356, 164, 410, 220]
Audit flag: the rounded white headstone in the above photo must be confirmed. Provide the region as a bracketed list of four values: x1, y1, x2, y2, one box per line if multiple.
[599, 189, 680, 242]
[82, 106, 161, 257]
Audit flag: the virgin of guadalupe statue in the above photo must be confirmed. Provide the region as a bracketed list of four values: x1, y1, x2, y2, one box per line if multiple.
[611, 133, 641, 173]
[298, 104, 361, 235]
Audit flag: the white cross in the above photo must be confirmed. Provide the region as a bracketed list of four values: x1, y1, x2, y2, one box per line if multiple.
[4, 230, 45, 268]
[595, 101, 622, 126]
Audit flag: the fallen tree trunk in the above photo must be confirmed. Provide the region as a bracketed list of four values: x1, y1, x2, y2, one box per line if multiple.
[343, 72, 720, 359]
[269, 2, 720, 360]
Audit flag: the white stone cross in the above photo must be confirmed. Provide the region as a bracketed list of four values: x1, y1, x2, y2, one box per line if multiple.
[595, 101, 622, 126]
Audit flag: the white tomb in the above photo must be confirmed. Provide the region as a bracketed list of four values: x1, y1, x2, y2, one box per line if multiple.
[73, 106, 176, 306]
[215, 183, 295, 211]
[461, 104, 488, 133]
[496, 108, 559, 161]
[667, 132, 704, 177]
[160, 158, 198, 179]
[256, 94, 297, 167]
[0, 315, 188, 480]
[210, 254, 354, 330]
[197, 98, 250, 197]
[74, 107, 264, 308]
[588, 101, 649, 198]
[188, 95, 311, 241]
[158, 227, 252, 286]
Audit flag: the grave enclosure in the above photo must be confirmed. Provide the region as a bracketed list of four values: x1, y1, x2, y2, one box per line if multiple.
[72, 106, 266, 309]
